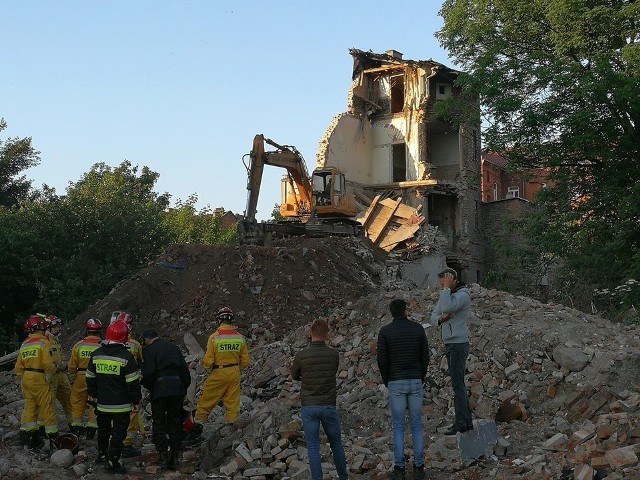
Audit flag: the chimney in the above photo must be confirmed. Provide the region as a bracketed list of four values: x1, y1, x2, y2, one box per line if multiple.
[385, 49, 403, 60]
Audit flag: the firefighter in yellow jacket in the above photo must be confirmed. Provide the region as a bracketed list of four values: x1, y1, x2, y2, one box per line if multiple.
[15, 315, 58, 449]
[46, 315, 73, 426]
[68, 317, 103, 438]
[193, 307, 250, 430]
[111, 311, 144, 457]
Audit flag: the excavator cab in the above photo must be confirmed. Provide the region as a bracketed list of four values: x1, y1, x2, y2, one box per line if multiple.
[311, 167, 358, 217]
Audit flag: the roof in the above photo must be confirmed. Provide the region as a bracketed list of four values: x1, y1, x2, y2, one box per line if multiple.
[349, 48, 462, 81]
[482, 152, 510, 168]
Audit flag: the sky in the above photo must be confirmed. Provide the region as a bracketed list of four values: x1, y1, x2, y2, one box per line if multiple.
[1, 1, 455, 221]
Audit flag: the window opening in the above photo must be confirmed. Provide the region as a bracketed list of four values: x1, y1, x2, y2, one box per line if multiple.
[392, 144, 407, 182]
[390, 74, 404, 113]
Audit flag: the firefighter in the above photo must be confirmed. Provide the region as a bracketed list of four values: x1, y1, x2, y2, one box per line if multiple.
[190, 307, 250, 439]
[68, 317, 103, 438]
[110, 311, 144, 457]
[46, 314, 73, 426]
[15, 315, 58, 449]
[86, 320, 141, 473]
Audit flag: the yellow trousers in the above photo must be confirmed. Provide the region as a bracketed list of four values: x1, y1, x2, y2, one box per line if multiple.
[20, 372, 58, 435]
[53, 371, 73, 422]
[70, 373, 97, 428]
[195, 367, 241, 423]
[123, 407, 144, 446]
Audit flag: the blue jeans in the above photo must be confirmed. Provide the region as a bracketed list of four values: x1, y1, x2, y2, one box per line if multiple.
[446, 342, 472, 430]
[301, 406, 348, 480]
[388, 379, 424, 468]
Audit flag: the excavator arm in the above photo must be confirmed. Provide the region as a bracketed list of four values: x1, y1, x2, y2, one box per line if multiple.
[243, 134, 313, 223]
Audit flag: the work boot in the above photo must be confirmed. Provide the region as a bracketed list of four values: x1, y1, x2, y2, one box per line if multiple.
[106, 457, 126, 474]
[19, 430, 30, 446]
[413, 464, 425, 480]
[166, 449, 179, 470]
[85, 427, 97, 439]
[121, 445, 141, 458]
[28, 431, 44, 450]
[96, 450, 107, 463]
[69, 425, 82, 436]
[152, 450, 169, 467]
[391, 466, 406, 480]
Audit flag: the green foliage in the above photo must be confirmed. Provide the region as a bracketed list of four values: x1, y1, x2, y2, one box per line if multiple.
[0, 118, 41, 207]
[271, 203, 284, 221]
[438, 0, 640, 315]
[163, 194, 237, 245]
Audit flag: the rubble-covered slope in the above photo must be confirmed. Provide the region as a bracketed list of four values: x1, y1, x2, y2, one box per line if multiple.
[0, 236, 639, 479]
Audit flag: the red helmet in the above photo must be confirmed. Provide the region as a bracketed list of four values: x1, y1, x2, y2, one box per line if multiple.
[48, 315, 63, 327]
[85, 318, 102, 332]
[111, 311, 133, 325]
[182, 410, 194, 431]
[24, 315, 48, 332]
[216, 307, 234, 322]
[105, 320, 129, 343]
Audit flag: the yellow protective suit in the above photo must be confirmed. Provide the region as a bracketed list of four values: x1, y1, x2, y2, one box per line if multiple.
[68, 334, 102, 429]
[15, 333, 58, 435]
[47, 331, 73, 423]
[195, 323, 250, 423]
[123, 336, 144, 447]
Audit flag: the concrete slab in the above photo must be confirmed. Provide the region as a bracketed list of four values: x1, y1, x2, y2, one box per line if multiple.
[456, 419, 498, 467]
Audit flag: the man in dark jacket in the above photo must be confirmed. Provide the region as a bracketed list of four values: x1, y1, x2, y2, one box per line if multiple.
[377, 299, 430, 480]
[86, 320, 141, 473]
[291, 320, 348, 480]
[141, 329, 191, 470]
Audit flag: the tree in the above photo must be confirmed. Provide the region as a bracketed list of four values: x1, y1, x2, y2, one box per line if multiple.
[437, 0, 640, 313]
[0, 118, 41, 207]
[163, 194, 237, 245]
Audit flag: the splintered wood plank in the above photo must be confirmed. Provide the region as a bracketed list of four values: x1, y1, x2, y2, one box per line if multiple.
[360, 195, 381, 229]
[378, 223, 421, 251]
[369, 197, 402, 243]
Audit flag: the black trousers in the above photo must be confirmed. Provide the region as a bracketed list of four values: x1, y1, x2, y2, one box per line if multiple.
[446, 342, 473, 430]
[97, 410, 130, 460]
[151, 395, 184, 453]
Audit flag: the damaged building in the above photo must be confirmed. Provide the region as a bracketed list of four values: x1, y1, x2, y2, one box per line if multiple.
[316, 48, 484, 283]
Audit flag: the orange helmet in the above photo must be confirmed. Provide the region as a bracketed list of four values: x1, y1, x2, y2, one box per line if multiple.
[216, 307, 234, 322]
[85, 318, 102, 332]
[24, 315, 48, 332]
[105, 320, 129, 343]
[47, 315, 63, 327]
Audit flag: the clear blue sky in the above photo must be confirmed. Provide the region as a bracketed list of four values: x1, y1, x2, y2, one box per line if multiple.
[1, 1, 454, 220]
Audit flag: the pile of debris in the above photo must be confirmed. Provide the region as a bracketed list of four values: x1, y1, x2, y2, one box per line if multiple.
[0, 237, 638, 479]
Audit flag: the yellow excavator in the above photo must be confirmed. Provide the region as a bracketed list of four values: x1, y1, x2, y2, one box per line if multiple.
[240, 134, 361, 243]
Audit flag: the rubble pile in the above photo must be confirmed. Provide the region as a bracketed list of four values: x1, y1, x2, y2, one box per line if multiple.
[0, 236, 638, 479]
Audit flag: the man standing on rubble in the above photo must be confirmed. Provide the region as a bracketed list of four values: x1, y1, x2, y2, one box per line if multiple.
[291, 319, 348, 480]
[46, 315, 73, 428]
[141, 329, 191, 470]
[377, 298, 429, 480]
[86, 320, 142, 473]
[430, 267, 473, 435]
[188, 307, 250, 441]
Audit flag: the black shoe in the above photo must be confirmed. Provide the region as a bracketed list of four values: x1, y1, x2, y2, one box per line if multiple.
[85, 427, 96, 439]
[166, 450, 179, 470]
[153, 451, 169, 466]
[121, 445, 141, 458]
[19, 430, 30, 446]
[28, 432, 44, 450]
[391, 466, 406, 480]
[106, 458, 126, 473]
[96, 451, 107, 464]
[413, 464, 425, 480]
[444, 424, 473, 435]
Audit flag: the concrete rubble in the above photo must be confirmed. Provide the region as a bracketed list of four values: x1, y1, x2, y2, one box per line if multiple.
[0, 237, 638, 479]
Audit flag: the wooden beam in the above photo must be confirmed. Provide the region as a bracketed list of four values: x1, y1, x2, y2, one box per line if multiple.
[364, 179, 438, 189]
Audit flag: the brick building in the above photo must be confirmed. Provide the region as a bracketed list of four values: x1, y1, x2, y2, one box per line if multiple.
[481, 152, 550, 202]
